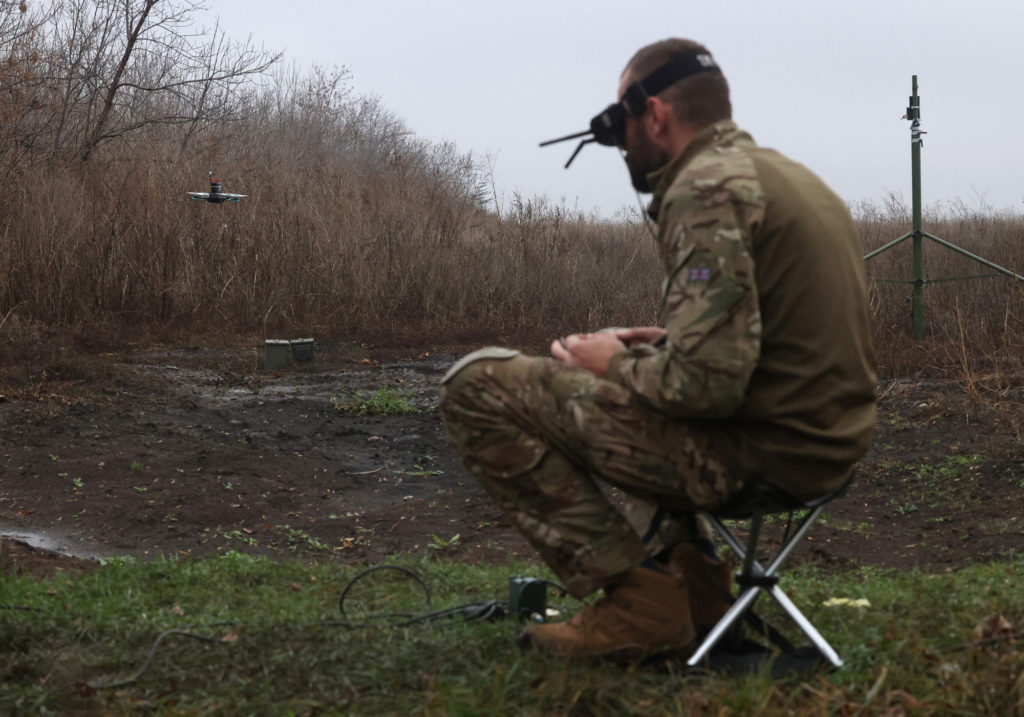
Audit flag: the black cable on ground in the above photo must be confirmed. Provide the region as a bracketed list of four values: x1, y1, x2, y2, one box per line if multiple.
[87, 622, 236, 690]
[329, 564, 528, 628]
[336, 564, 435, 626]
[0, 605, 46, 613]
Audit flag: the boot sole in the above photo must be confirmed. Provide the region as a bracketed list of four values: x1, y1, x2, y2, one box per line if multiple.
[518, 629, 696, 662]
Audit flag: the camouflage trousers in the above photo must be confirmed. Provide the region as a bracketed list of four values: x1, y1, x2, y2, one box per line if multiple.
[439, 348, 743, 598]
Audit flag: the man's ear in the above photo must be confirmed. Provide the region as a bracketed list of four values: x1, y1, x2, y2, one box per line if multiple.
[644, 95, 674, 138]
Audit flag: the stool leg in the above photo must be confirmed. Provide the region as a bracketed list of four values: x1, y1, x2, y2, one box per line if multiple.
[704, 514, 749, 559]
[770, 585, 844, 667]
[741, 511, 764, 577]
[686, 585, 762, 666]
[688, 512, 765, 667]
[762, 505, 826, 575]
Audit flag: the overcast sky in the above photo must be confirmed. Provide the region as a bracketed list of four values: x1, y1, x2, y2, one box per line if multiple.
[203, 0, 1024, 219]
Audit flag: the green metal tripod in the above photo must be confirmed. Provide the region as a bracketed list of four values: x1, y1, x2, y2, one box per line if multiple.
[863, 75, 1024, 339]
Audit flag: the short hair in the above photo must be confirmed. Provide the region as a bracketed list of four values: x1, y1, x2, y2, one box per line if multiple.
[624, 38, 731, 128]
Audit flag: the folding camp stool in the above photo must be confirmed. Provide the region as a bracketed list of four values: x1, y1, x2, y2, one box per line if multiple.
[686, 474, 854, 669]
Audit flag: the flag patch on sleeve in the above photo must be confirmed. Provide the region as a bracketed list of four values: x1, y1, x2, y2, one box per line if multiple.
[688, 267, 712, 282]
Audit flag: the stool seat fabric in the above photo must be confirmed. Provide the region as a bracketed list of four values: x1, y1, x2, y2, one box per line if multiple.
[712, 472, 853, 519]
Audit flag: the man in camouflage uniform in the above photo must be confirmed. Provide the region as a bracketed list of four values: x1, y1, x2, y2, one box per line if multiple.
[439, 38, 876, 658]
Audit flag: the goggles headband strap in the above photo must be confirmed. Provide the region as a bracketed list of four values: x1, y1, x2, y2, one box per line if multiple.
[623, 52, 718, 115]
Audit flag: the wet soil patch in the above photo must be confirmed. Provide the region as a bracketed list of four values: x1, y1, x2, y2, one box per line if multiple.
[2, 342, 1022, 578]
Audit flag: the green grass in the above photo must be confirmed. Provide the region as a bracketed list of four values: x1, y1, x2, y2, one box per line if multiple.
[1, 553, 1021, 715]
[331, 385, 418, 416]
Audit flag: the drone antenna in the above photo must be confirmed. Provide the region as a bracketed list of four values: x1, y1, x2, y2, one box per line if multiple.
[563, 138, 596, 169]
[539, 131, 599, 168]
[539, 129, 592, 147]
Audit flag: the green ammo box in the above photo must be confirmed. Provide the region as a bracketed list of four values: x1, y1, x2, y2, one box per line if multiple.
[290, 338, 315, 364]
[264, 340, 291, 370]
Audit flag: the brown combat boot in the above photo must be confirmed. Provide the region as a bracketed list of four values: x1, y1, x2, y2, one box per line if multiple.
[518, 566, 696, 658]
[665, 542, 734, 633]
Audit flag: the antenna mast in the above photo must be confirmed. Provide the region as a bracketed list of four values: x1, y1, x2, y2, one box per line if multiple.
[864, 76, 1024, 339]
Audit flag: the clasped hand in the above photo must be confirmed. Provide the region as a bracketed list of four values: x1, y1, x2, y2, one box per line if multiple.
[550, 327, 665, 377]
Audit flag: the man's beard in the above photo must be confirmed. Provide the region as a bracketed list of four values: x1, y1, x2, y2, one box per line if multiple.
[624, 125, 670, 193]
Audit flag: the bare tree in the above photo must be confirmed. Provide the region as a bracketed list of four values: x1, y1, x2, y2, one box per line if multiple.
[0, 1, 45, 68]
[0, 1, 55, 173]
[30, 0, 279, 160]
[0, 1, 39, 56]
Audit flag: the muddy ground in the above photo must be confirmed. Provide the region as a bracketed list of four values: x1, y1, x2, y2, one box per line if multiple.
[1, 340, 1022, 579]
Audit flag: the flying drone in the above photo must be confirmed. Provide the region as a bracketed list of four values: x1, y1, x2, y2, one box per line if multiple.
[187, 172, 247, 203]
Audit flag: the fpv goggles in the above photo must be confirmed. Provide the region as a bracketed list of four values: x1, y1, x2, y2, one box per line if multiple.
[540, 51, 719, 168]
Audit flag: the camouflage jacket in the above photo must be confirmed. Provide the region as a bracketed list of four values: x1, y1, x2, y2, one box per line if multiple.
[606, 120, 876, 491]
